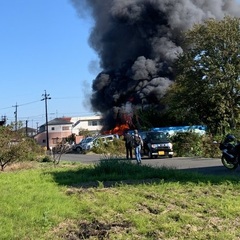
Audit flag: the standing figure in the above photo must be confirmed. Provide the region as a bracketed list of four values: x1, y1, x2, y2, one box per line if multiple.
[133, 129, 143, 164]
[123, 131, 133, 159]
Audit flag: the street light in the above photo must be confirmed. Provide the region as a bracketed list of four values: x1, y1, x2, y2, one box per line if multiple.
[41, 90, 51, 150]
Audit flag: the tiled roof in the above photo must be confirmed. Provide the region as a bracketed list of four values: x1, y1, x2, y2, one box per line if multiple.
[47, 118, 73, 125]
[19, 127, 37, 132]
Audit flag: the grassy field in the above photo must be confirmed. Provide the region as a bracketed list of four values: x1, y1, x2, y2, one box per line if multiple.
[1, 159, 240, 239]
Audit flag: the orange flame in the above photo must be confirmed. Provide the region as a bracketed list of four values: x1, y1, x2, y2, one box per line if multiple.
[103, 123, 130, 136]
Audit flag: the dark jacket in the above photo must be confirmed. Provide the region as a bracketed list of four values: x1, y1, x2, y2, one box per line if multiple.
[124, 133, 133, 148]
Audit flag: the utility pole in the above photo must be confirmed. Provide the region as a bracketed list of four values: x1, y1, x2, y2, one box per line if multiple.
[25, 120, 28, 136]
[41, 90, 51, 150]
[13, 103, 18, 131]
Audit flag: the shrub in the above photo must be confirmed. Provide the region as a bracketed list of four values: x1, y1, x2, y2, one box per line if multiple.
[91, 138, 125, 156]
[171, 132, 222, 158]
[201, 134, 222, 158]
[40, 156, 52, 163]
[171, 132, 202, 157]
[0, 126, 44, 171]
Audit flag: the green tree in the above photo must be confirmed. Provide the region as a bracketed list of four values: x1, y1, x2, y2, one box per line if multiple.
[0, 126, 43, 171]
[78, 128, 91, 137]
[167, 16, 240, 135]
[132, 107, 183, 130]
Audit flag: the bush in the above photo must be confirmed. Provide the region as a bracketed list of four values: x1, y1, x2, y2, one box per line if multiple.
[171, 132, 202, 157]
[91, 138, 125, 156]
[40, 156, 52, 163]
[201, 134, 222, 158]
[171, 132, 222, 158]
[0, 126, 45, 171]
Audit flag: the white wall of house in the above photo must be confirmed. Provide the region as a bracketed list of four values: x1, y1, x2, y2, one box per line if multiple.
[49, 124, 71, 133]
[71, 115, 102, 135]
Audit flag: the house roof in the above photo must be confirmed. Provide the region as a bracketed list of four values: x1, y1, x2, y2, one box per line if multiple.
[47, 117, 73, 126]
[19, 127, 37, 132]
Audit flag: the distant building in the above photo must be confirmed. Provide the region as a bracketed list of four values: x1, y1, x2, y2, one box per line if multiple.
[0, 116, 6, 126]
[34, 115, 103, 148]
[18, 127, 37, 137]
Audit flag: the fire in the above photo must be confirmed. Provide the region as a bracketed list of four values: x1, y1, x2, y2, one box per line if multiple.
[112, 123, 130, 135]
[102, 105, 134, 136]
[103, 123, 130, 136]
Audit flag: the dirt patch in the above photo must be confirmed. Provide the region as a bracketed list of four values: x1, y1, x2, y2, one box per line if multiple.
[54, 219, 132, 240]
[70, 178, 162, 189]
[2, 162, 37, 172]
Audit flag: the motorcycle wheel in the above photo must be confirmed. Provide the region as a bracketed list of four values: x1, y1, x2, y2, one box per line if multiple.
[221, 155, 238, 170]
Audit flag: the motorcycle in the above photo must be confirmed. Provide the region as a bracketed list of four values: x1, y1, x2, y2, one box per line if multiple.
[219, 134, 240, 170]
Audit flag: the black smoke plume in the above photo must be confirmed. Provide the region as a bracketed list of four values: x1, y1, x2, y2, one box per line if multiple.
[71, 0, 240, 130]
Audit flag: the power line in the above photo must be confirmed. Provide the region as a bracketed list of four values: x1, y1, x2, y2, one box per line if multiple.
[0, 106, 12, 110]
[18, 100, 41, 106]
[0, 95, 96, 129]
[0, 99, 41, 111]
[0, 96, 83, 111]
[52, 96, 82, 100]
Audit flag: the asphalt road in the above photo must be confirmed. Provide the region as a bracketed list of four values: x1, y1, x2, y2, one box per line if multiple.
[61, 153, 240, 176]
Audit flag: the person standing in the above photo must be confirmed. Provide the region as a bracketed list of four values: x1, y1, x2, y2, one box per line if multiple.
[133, 129, 143, 164]
[123, 131, 133, 159]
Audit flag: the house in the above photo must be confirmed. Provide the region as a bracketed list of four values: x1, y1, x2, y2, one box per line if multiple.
[34, 115, 103, 148]
[71, 115, 102, 135]
[18, 127, 37, 137]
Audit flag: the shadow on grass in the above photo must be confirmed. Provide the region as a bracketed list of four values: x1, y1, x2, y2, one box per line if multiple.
[48, 159, 240, 188]
[182, 165, 240, 176]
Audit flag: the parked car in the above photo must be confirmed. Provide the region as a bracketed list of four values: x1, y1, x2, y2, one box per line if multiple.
[81, 134, 119, 151]
[142, 131, 173, 158]
[72, 137, 93, 153]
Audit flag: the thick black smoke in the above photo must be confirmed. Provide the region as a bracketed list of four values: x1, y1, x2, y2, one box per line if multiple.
[71, 0, 240, 130]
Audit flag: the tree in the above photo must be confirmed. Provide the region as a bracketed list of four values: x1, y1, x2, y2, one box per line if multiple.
[167, 16, 240, 135]
[0, 126, 43, 171]
[78, 128, 91, 138]
[51, 139, 72, 166]
[132, 107, 183, 129]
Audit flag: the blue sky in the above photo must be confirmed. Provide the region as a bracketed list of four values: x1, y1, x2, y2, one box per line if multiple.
[1, 0, 240, 129]
[0, 0, 100, 128]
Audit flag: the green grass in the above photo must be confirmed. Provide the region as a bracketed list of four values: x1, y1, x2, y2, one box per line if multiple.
[1, 159, 240, 239]
[0, 165, 82, 239]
